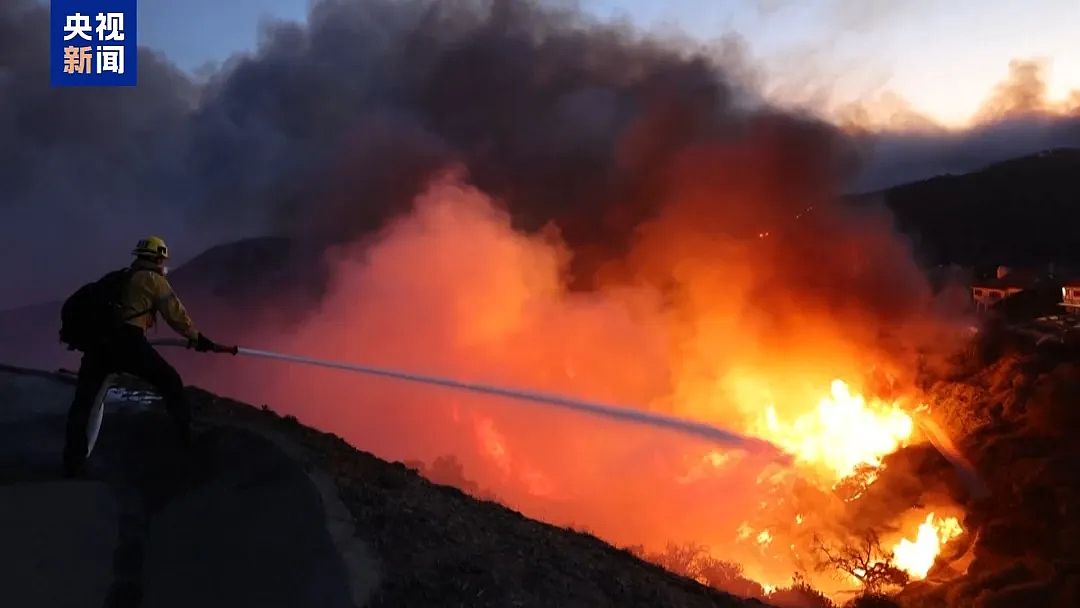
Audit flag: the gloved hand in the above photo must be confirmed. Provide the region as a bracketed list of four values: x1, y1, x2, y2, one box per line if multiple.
[191, 333, 217, 353]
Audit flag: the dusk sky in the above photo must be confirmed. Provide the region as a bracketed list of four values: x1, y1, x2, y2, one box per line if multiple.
[140, 0, 1079, 127]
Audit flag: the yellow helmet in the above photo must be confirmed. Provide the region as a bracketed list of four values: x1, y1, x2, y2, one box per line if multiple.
[132, 236, 169, 259]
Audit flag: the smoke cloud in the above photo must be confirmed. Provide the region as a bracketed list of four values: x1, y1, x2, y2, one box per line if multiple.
[0, 0, 1070, 590]
[847, 58, 1080, 191]
[2, 0, 1078, 309]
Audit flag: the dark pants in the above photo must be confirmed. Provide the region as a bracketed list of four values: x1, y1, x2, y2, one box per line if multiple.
[63, 326, 192, 469]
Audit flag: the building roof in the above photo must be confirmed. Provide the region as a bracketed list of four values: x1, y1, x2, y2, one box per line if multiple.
[971, 277, 1035, 289]
[972, 267, 1043, 289]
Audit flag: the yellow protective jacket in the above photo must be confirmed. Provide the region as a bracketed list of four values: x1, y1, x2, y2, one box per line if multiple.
[120, 259, 199, 341]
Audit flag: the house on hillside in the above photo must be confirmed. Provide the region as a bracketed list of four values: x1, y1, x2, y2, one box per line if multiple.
[971, 266, 1039, 313]
[1061, 282, 1080, 311]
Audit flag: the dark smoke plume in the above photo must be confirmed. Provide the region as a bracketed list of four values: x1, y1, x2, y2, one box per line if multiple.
[2, 0, 827, 307]
[2, 0, 1077, 311]
[0, 0, 200, 307]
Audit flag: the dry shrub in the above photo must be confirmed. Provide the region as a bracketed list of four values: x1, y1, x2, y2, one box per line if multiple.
[811, 529, 911, 593]
[628, 541, 768, 598]
[924, 380, 994, 438]
[405, 454, 500, 501]
[767, 574, 838, 608]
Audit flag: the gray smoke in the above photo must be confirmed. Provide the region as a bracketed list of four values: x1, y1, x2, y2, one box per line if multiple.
[0, 0, 201, 307]
[853, 114, 1080, 192]
[0, 0, 790, 308]
[850, 57, 1080, 191]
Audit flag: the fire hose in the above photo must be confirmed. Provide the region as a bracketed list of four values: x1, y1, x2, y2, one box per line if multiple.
[144, 338, 793, 464]
[83, 339, 988, 500]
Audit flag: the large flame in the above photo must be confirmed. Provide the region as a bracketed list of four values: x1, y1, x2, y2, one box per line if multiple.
[892, 513, 964, 579]
[753, 379, 914, 479]
[472, 370, 964, 588]
[704, 378, 961, 587]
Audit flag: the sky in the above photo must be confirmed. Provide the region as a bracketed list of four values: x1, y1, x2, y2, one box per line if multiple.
[139, 0, 1080, 127]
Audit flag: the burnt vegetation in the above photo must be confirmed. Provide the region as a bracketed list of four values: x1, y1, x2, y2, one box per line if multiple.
[809, 530, 910, 594]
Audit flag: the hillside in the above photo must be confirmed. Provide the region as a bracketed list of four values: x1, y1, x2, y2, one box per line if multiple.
[862, 335, 1080, 607]
[865, 148, 1080, 268]
[165, 236, 331, 306]
[191, 387, 771, 608]
[0, 363, 762, 608]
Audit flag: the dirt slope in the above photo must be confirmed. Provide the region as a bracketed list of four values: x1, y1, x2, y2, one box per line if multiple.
[183, 385, 764, 608]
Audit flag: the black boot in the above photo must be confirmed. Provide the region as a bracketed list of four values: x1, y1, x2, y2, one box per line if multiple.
[62, 453, 88, 479]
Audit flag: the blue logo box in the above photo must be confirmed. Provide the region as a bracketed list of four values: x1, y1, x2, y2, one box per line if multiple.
[50, 0, 138, 87]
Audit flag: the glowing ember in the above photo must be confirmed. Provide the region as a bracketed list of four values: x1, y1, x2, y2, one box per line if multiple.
[753, 380, 915, 478]
[892, 513, 964, 579]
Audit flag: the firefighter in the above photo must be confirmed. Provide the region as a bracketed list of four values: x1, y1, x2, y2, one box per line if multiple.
[61, 236, 222, 477]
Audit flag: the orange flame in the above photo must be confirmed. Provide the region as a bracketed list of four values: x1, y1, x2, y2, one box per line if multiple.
[752, 379, 915, 478]
[892, 513, 964, 579]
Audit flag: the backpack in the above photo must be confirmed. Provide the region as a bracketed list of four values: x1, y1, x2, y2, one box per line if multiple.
[59, 268, 147, 352]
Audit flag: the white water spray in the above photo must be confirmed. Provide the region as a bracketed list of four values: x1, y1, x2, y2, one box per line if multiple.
[912, 413, 990, 499]
[151, 338, 793, 464]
